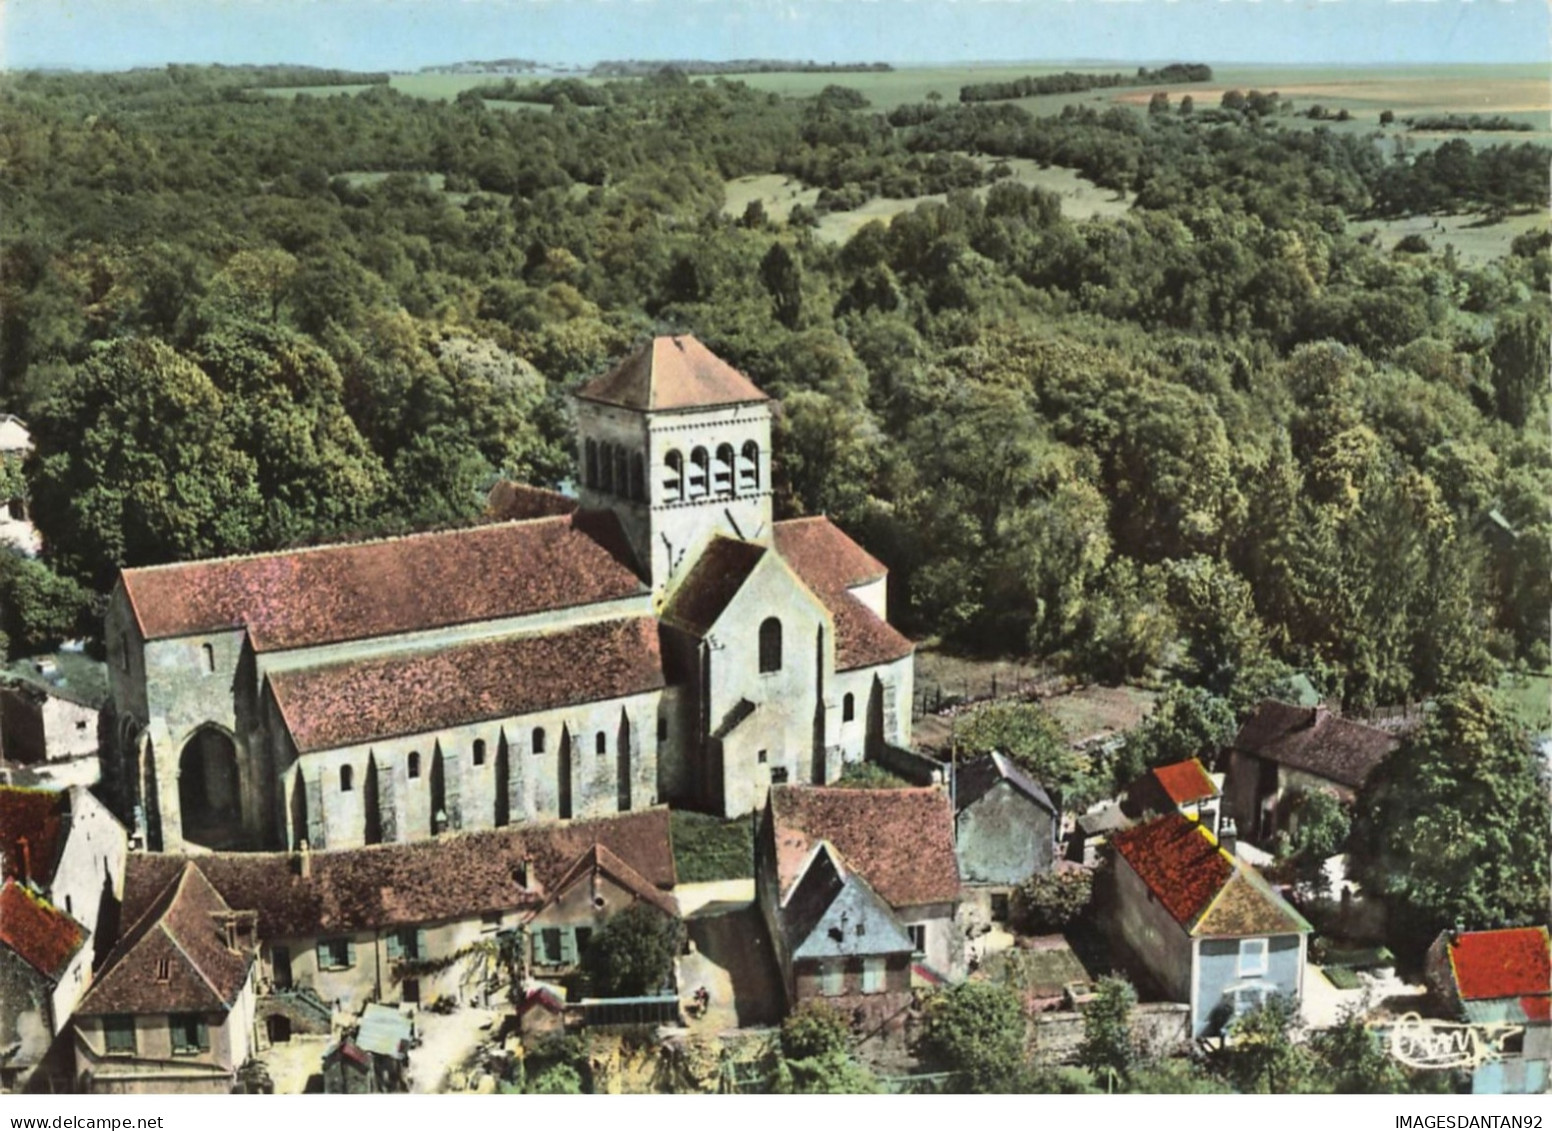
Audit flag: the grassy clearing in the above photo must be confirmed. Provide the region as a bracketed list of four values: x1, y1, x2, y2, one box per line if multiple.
[1498, 669, 1552, 735]
[979, 943, 1091, 998]
[670, 810, 754, 883]
[1350, 210, 1547, 269]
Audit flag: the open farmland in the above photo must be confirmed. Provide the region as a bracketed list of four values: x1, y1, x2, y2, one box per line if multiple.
[1352, 210, 1548, 269]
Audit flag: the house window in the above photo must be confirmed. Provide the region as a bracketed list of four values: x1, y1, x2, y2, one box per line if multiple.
[169, 1014, 208, 1055]
[906, 924, 926, 955]
[201, 643, 215, 675]
[386, 928, 426, 962]
[317, 937, 354, 971]
[480, 911, 503, 934]
[759, 617, 782, 673]
[630, 454, 645, 502]
[472, 739, 486, 767]
[770, 766, 789, 785]
[104, 1015, 136, 1054]
[532, 727, 546, 756]
[407, 751, 420, 779]
[1238, 938, 1268, 977]
[757, 749, 768, 765]
[1230, 984, 1271, 1018]
[990, 894, 1011, 923]
[861, 957, 885, 994]
[820, 961, 844, 997]
[339, 765, 354, 793]
[596, 732, 607, 756]
[536, 927, 581, 967]
[842, 693, 855, 723]
[658, 717, 668, 744]
[156, 955, 171, 982]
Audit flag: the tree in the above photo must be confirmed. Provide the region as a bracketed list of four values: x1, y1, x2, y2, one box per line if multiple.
[0, 551, 96, 660]
[1012, 869, 1094, 934]
[1379, 109, 1395, 126]
[1148, 92, 1170, 116]
[916, 981, 1027, 1091]
[776, 1001, 878, 1094]
[1353, 685, 1551, 941]
[956, 701, 1105, 811]
[1278, 787, 1350, 888]
[1077, 976, 1137, 1089]
[760, 243, 804, 329]
[580, 902, 682, 997]
[1219, 994, 1323, 1093]
[1112, 683, 1236, 790]
[1487, 306, 1549, 429]
[1309, 1009, 1407, 1093]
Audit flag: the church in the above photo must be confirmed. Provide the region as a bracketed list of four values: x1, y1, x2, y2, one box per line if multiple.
[105, 336, 915, 854]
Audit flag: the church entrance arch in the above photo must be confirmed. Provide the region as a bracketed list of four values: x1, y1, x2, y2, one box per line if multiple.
[178, 726, 242, 849]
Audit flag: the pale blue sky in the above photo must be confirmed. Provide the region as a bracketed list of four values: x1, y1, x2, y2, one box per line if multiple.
[4, 0, 1547, 72]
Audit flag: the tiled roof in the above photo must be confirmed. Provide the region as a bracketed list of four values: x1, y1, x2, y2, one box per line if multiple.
[575, 335, 769, 412]
[659, 538, 767, 637]
[119, 810, 676, 940]
[1231, 701, 1398, 790]
[770, 786, 960, 909]
[0, 786, 67, 888]
[79, 863, 254, 1016]
[955, 752, 1056, 815]
[268, 617, 665, 754]
[1151, 759, 1218, 805]
[1111, 813, 1308, 938]
[484, 481, 578, 523]
[0, 880, 86, 981]
[119, 514, 646, 650]
[544, 843, 679, 919]
[1446, 927, 1551, 1003]
[772, 517, 887, 589]
[773, 520, 911, 672]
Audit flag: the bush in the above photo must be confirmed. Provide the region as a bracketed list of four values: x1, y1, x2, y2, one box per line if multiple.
[1012, 869, 1094, 934]
[916, 982, 1028, 1091]
[580, 902, 682, 997]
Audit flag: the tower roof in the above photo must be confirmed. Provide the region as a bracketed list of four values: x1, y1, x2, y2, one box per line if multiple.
[575, 335, 769, 412]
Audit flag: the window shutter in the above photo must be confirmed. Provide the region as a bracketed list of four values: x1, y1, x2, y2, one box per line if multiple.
[560, 927, 578, 965]
[385, 933, 401, 960]
[416, 929, 428, 959]
[197, 1020, 210, 1052]
[345, 940, 356, 968]
[316, 941, 328, 968]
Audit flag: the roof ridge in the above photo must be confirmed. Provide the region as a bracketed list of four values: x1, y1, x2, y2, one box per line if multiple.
[122, 515, 572, 578]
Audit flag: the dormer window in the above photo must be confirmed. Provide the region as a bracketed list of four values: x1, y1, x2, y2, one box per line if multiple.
[156, 956, 171, 982]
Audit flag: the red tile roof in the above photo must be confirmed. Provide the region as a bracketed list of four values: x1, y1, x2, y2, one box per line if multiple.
[80, 863, 254, 1016]
[0, 880, 85, 981]
[1447, 927, 1552, 1003]
[1151, 759, 1218, 806]
[268, 617, 665, 753]
[1232, 701, 1398, 790]
[0, 786, 67, 889]
[773, 519, 911, 672]
[575, 335, 769, 412]
[1111, 813, 1308, 937]
[544, 843, 679, 919]
[119, 809, 677, 940]
[769, 786, 960, 909]
[119, 514, 646, 650]
[484, 481, 578, 523]
[660, 538, 768, 637]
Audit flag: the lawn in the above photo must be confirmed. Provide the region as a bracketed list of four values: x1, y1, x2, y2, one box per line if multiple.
[1498, 669, 1552, 735]
[670, 810, 755, 883]
[1348, 210, 1547, 269]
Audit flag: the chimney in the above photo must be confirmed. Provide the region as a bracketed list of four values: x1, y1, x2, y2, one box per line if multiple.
[1307, 703, 1328, 729]
[1219, 817, 1237, 856]
[297, 839, 311, 880]
[16, 837, 30, 886]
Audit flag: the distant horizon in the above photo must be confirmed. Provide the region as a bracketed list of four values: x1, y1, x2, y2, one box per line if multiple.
[4, 0, 1548, 74]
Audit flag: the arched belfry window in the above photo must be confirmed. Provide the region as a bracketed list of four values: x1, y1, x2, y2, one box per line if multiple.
[614, 447, 629, 496]
[739, 441, 761, 493]
[759, 617, 783, 674]
[688, 447, 710, 499]
[714, 443, 736, 498]
[663, 450, 684, 502]
[585, 438, 599, 489]
[631, 454, 645, 502]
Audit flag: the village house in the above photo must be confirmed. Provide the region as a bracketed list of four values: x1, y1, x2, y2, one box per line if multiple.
[104, 335, 914, 853]
[1122, 757, 1223, 837]
[757, 784, 962, 1022]
[115, 808, 678, 1031]
[1221, 701, 1398, 847]
[1109, 812, 1310, 1037]
[952, 752, 1058, 922]
[0, 414, 39, 558]
[1425, 926, 1550, 1095]
[1, 652, 109, 788]
[73, 862, 259, 1095]
[0, 785, 128, 1092]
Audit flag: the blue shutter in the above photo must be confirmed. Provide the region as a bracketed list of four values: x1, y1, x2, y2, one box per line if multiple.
[416, 929, 428, 960]
[385, 933, 401, 960]
[316, 941, 329, 968]
[560, 927, 578, 965]
[345, 939, 356, 968]
[197, 1019, 210, 1051]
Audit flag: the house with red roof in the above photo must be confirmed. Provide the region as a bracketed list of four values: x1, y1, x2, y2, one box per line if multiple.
[103, 336, 915, 850]
[1425, 926, 1551, 1094]
[1122, 757, 1223, 838]
[0, 785, 127, 1091]
[757, 785, 962, 1021]
[1109, 813, 1310, 1037]
[73, 862, 260, 1095]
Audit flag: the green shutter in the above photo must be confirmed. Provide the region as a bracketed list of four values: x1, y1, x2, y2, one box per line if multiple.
[345, 940, 356, 968]
[385, 933, 401, 960]
[316, 941, 329, 968]
[560, 927, 578, 965]
[416, 929, 428, 960]
[197, 1020, 210, 1052]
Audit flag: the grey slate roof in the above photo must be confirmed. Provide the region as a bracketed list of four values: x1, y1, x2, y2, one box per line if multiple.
[954, 752, 1056, 815]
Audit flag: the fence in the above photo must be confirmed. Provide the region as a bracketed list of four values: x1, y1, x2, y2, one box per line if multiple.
[912, 665, 1071, 721]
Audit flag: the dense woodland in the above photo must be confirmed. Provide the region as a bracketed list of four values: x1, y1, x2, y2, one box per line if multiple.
[0, 63, 1547, 1092]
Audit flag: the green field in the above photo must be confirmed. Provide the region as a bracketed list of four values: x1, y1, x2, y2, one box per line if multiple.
[1498, 670, 1552, 735]
[1351, 210, 1547, 269]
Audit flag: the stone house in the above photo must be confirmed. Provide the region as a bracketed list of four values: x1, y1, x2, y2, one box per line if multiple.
[1122, 757, 1223, 837]
[0, 414, 39, 557]
[0, 785, 128, 1091]
[1, 653, 109, 783]
[1425, 926, 1550, 1095]
[73, 862, 259, 1095]
[952, 753, 1058, 922]
[117, 809, 678, 1023]
[1221, 701, 1398, 846]
[104, 336, 914, 851]
[758, 784, 962, 1018]
[1109, 812, 1310, 1038]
